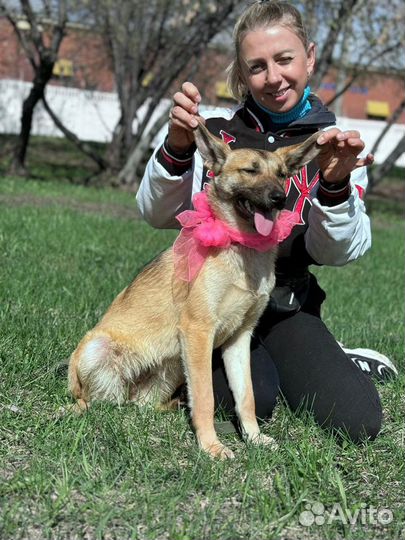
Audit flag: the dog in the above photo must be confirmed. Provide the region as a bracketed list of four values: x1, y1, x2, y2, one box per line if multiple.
[68, 123, 322, 459]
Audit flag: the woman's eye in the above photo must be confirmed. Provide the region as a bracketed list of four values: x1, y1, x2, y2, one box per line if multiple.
[249, 64, 264, 74]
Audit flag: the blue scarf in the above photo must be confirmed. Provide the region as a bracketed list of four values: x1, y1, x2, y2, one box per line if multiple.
[253, 86, 312, 124]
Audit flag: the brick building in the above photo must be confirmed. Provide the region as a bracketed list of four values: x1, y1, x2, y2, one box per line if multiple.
[316, 68, 405, 122]
[0, 17, 114, 92]
[1, 15, 404, 123]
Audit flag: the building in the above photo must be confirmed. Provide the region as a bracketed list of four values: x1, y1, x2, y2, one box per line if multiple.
[0, 16, 114, 92]
[1, 16, 404, 122]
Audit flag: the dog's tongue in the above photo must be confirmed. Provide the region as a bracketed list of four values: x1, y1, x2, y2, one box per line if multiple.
[254, 210, 274, 236]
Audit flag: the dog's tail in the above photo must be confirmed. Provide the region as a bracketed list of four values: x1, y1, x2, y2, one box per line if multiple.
[68, 334, 129, 410]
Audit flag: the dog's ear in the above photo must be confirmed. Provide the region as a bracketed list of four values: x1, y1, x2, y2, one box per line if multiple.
[276, 131, 323, 176]
[194, 121, 231, 175]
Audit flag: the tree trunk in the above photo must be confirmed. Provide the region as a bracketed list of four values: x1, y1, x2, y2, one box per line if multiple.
[117, 102, 171, 188]
[5, 0, 67, 177]
[370, 99, 405, 157]
[104, 122, 126, 172]
[10, 66, 52, 175]
[367, 135, 405, 194]
[42, 95, 107, 172]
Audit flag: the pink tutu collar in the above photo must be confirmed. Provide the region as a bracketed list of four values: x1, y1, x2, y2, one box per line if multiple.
[173, 186, 300, 282]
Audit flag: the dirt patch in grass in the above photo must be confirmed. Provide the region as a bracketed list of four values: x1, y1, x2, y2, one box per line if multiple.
[370, 180, 405, 202]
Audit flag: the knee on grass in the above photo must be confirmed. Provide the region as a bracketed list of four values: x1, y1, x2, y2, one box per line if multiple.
[322, 401, 383, 443]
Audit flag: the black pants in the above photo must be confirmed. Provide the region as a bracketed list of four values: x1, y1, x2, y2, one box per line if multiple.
[212, 278, 382, 443]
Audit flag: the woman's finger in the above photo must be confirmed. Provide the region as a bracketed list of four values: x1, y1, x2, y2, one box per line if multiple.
[171, 105, 198, 129]
[172, 91, 199, 115]
[181, 81, 201, 104]
[354, 153, 374, 168]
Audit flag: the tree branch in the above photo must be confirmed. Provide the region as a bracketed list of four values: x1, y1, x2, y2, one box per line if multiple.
[370, 98, 405, 157]
[311, 0, 360, 90]
[5, 14, 38, 70]
[368, 135, 405, 193]
[41, 95, 107, 171]
[326, 42, 402, 107]
[20, 0, 44, 53]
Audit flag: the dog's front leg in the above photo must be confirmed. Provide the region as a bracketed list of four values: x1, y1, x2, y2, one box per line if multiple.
[222, 330, 276, 448]
[179, 326, 235, 459]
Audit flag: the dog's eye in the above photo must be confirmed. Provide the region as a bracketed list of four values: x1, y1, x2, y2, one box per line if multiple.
[240, 167, 258, 175]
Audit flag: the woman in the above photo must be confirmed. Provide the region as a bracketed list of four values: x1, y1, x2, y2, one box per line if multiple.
[136, 1, 397, 442]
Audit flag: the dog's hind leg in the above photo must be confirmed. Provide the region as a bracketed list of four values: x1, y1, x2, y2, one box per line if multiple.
[129, 359, 184, 409]
[222, 329, 276, 447]
[156, 360, 185, 410]
[68, 333, 131, 410]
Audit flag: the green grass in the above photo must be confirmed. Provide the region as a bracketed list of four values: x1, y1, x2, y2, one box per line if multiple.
[0, 177, 404, 540]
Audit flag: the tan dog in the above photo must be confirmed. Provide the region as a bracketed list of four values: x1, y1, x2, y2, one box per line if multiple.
[68, 123, 322, 458]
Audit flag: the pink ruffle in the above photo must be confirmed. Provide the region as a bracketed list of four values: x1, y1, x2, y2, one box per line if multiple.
[173, 187, 300, 282]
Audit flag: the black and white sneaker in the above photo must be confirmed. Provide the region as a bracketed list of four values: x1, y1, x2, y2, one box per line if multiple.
[341, 346, 398, 382]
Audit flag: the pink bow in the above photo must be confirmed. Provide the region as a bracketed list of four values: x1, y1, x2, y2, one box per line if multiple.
[173, 187, 300, 282]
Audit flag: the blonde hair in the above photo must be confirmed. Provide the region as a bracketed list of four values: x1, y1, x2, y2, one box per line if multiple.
[227, 1, 310, 101]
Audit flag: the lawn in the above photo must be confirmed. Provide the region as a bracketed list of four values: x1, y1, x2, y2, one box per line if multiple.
[0, 174, 404, 540]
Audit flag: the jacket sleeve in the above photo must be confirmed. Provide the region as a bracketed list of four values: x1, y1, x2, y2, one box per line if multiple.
[136, 106, 236, 229]
[305, 165, 371, 266]
[136, 133, 204, 229]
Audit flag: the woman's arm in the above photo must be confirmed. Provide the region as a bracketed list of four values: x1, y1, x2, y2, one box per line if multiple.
[136, 140, 203, 229]
[306, 167, 371, 266]
[305, 128, 373, 266]
[136, 82, 204, 228]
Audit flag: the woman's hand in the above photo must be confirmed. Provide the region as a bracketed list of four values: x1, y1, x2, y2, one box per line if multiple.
[167, 82, 205, 154]
[316, 129, 374, 183]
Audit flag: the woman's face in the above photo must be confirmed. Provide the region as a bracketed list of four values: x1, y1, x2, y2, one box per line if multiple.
[240, 24, 315, 113]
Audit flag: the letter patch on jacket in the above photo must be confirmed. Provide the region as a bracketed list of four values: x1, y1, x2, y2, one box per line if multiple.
[219, 130, 236, 145]
[285, 166, 320, 224]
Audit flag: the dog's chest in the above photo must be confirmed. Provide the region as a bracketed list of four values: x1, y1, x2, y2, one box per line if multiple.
[229, 246, 277, 294]
[210, 248, 277, 345]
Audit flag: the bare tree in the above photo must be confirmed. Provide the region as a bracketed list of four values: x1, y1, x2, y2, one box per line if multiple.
[367, 135, 405, 193]
[300, 0, 405, 98]
[85, 0, 238, 187]
[297, 0, 405, 190]
[367, 98, 405, 193]
[308, 0, 360, 90]
[1, 0, 68, 175]
[327, 2, 403, 108]
[1, 0, 238, 185]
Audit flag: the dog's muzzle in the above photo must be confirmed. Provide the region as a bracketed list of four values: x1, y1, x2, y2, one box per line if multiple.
[267, 190, 287, 211]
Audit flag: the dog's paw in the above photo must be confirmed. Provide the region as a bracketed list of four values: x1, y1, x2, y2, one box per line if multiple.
[201, 441, 235, 460]
[211, 443, 235, 460]
[247, 433, 278, 449]
[156, 398, 182, 412]
[56, 400, 89, 417]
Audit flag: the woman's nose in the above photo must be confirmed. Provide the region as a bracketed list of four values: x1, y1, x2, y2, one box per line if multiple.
[265, 64, 282, 85]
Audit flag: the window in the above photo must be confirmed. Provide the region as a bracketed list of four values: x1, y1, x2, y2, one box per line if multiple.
[366, 100, 390, 119]
[53, 59, 73, 78]
[215, 81, 233, 100]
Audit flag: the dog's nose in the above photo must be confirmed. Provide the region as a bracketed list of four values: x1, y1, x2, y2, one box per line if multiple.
[270, 190, 286, 210]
